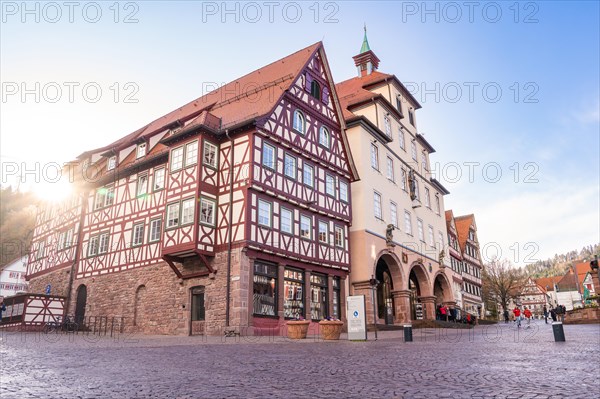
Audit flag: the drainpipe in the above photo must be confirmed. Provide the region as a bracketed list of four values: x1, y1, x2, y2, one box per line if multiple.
[225, 129, 234, 327]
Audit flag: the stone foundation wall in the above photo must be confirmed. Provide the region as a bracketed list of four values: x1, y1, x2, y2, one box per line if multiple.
[28, 266, 72, 297]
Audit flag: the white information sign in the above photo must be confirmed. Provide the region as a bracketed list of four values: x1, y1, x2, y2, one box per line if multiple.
[346, 295, 367, 340]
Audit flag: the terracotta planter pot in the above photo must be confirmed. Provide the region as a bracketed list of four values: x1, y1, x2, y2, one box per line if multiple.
[319, 320, 344, 340]
[286, 320, 310, 339]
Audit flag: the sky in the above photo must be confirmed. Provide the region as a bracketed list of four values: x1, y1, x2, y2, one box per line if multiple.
[1, 1, 599, 266]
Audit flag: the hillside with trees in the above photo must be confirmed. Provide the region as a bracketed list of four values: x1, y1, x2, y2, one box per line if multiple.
[0, 186, 39, 268]
[523, 244, 599, 278]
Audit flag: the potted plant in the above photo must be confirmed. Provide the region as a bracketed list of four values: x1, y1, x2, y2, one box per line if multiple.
[286, 316, 310, 339]
[319, 317, 344, 340]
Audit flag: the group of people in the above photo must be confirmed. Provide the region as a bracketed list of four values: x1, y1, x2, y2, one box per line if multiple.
[502, 304, 567, 327]
[435, 304, 477, 325]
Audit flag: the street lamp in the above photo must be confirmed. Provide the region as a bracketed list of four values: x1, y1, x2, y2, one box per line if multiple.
[369, 275, 380, 340]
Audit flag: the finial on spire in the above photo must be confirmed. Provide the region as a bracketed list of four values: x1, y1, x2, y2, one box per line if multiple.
[360, 24, 371, 53]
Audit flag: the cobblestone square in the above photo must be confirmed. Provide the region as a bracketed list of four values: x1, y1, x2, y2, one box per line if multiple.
[1, 322, 598, 398]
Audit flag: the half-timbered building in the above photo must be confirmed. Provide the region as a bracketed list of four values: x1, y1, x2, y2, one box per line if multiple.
[26, 42, 358, 335]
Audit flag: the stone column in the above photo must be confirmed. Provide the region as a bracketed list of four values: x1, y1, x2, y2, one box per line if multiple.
[420, 296, 437, 320]
[391, 290, 412, 324]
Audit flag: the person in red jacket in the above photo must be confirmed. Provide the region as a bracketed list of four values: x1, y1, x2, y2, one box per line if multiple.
[523, 307, 532, 328]
[513, 306, 522, 328]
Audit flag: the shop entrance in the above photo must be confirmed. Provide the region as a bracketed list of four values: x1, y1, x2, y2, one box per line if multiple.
[376, 258, 394, 325]
[409, 270, 422, 320]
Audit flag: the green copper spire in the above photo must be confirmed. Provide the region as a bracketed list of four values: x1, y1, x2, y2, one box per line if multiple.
[360, 24, 371, 53]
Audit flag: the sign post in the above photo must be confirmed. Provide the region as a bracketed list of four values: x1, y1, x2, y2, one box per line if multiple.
[347, 295, 367, 341]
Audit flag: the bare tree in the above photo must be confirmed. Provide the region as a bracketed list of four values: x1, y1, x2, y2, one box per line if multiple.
[482, 258, 525, 313]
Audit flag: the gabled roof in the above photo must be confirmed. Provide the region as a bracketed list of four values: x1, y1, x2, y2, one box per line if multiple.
[574, 262, 593, 287]
[535, 276, 559, 292]
[556, 269, 579, 292]
[455, 214, 475, 252]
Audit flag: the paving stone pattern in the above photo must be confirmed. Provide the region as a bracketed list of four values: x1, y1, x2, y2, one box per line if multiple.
[1, 322, 598, 398]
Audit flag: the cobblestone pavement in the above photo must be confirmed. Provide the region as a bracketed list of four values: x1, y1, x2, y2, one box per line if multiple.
[1, 321, 599, 398]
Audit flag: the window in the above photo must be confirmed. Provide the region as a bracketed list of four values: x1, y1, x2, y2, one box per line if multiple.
[310, 80, 321, 99]
[435, 195, 440, 215]
[373, 192, 382, 220]
[203, 141, 218, 168]
[191, 286, 206, 321]
[384, 115, 391, 137]
[370, 144, 379, 170]
[417, 219, 424, 242]
[200, 198, 216, 226]
[319, 126, 330, 148]
[166, 202, 180, 228]
[185, 141, 198, 167]
[280, 208, 293, 234]
[409, 109, 415, 126]
[428, 225, 434, 247]
[181, 198, 195, 225]
[332, 277, 341, 319]
[310, 274, 328, 320]
[300, 215, 312, 239]
[149, 219, 162, 242]
[404, 211, 412, 235]
[254, 262, 277, 316]
[171, 147, 184, 171]
[325, 174, 335, 197]
[396, 97, 404, 115]
[398, 129, 405, 150]
[411, 141, 417, 161]
[335, 226, 344, 248]
[98, 232, 109, 254]
[262, 142, 276, 170]
[107, 156, 117, 171]
[136, 143, 146, 159]
[132, 223, 144, 246]
[438, 232, 444, 251]
[137, 174, 148, 197]
[293, 110, 305, 134]
[390, 202, 398, 228]
[87, 236, 98, 257]
[386, 157, 395, 182]
[425, 188, 431, 208]
[339, 181, 349, 203]
[284, 153, 296, 179]
[105, 186, 115, 206]
[401, 169, 407, 191]
[303, 163, 314, 187]
[258, 200, 272, 227]
[318, 221, 329, 243]
[153, 168, 165, 191]
[94, 186, 114, 209]
[421, 151, 428, 171]
[284, 268, 304, 319]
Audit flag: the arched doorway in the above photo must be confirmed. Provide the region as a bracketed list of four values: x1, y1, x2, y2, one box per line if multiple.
[408, 270, 422, 320]
[433, 274, 452, 305]
[375, 258, 394, 324]
[74, 285, 87, 324]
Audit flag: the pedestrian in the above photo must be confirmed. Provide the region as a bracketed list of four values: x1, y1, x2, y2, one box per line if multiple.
[440, 305, 447, 321]
[543, 305, 548, 324]
[560, 305, 566, 322]
[523, 307, 532, 328]
[550, 306, 557, 322]
[513, 306, 521, 328]
[0, 297, 5, 320]
[503, 309, 509, 324]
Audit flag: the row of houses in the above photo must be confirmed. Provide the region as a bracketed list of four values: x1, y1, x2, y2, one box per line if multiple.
[3, 32, 486, 335]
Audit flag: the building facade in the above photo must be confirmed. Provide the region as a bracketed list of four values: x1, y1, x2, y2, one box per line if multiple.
[517, 277, 551, 317]
[453, 214, 484, 317]
[335, 31, 454, 325]
[26, 42, 358, 335]
[0, 256, 29, 298]
[445, 210, 464, 315]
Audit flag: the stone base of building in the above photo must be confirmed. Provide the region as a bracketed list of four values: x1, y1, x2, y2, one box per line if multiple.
[564, 307, 600, 324]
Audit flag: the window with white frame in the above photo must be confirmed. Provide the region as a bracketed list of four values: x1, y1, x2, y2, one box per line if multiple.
[428, 225, 434, 247]
[105, 186, 115, 207]
[166, 202, 180, 228]
[293, 110, 305, 134]
[325, 174, 335, 197]
[398, 129, 405, 150]
[410, 140, 417, 161]
[404, 211, 412, 235]
[421, 151, 428, 171]
[149, 219, 162, 242]
[401, 169, 407, 191]
[99, 232, 109, 254]
[262, 142, 276, 170]
[425, 188, 431, 208]
[384, 115, 391, 137]
[258, 200, 272, 227]
[370, 144, 379, 170]
[171, 147, 184, 171]
[300, 215, 312, 239]
[318, 221, 328, 243]
[87, 236, 98, 257]
[65, 229, 73, 248]
[390, 202, 398, 228]
[136, 143, 146, 159]
[185, 141, 198, 167]
[303, 163, 314, 187]
[386, 157, 395, 182]
[203, 141, 218, 168]
[417, 219, 424, 242]
[280, 208, 293, 234]
[200, 198, 216, 226]
[374, 192, 383, 220]
[137, 174, 148, 197]
[107, 156, 117, 171]
[334, 226, 344, 248]
[132, 223, 144, 246]
[181, 198, 195, 225]
[438, 231, 444, 251]
[284, 153, 296, 179]
[153, 168, 165, 191]
[339, 181, 349, 203]
[435, 195, 440, 215]
[319, 126, 330, 148]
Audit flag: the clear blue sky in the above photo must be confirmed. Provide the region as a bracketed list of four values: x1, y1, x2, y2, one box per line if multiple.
[1, 1, 598, 265]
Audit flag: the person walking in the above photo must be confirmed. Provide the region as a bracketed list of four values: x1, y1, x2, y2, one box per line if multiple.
[513, 306, 522, 328]
[440, 305, 447, 321]
[523, 307, 532, 329]
[543, 305, 548, 324]
[503, 309, 509, 324]
[550, 306, 557, 322]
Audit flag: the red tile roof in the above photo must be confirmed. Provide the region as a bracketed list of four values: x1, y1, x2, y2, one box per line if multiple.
[454, 214, 475, 253]
[574, 262, 592, 287]
[535, 276, 559, 292]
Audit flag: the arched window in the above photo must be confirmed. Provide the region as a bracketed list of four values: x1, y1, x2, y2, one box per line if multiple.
[311, 80, 321, 99]
[319, 126, 330, 148]
[293, 110, 305, 134]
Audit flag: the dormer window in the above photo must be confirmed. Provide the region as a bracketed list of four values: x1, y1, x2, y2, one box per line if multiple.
[136, 142, 147, 159]
[310, 80, 321, 99]
[107, 156, 117, 171]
